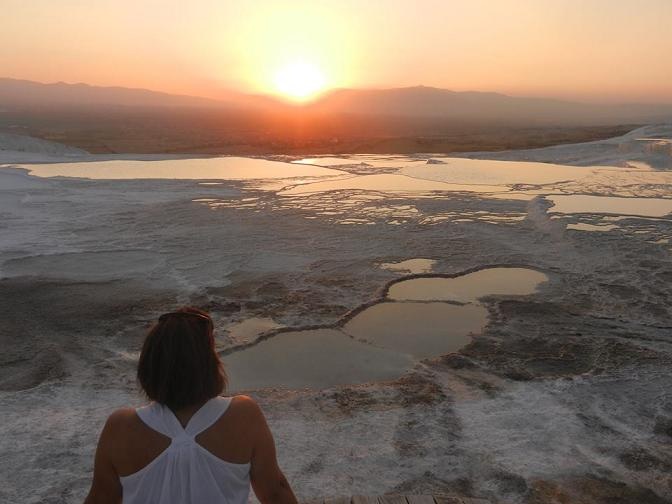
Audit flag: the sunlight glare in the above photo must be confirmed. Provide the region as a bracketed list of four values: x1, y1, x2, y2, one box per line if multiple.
[273, 61, 327, 101]
[226, 2, 358, 99]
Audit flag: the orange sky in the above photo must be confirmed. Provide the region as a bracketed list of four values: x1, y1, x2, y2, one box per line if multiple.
[2, 0, 671, 103]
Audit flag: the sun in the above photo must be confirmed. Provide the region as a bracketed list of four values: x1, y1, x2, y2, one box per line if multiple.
[273, 61, 327, 102]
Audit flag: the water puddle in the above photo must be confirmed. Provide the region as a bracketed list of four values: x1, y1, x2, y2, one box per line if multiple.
[547, 195, 672, 218]
[293, 157, 369, 167]
[280, 174, 505, 195]
[401, 158, 597, 186]
[403, 159, 672, 200]
[222, 329, 414, 391]
[12, 154, 672, 205]
[387, 267, 548, 302]
[12, 157, 343, 181]
[379, 258, 437, 274]
[223, 266, 548, 391]
[225, 317, 283, 345]
[566, 223, 618, 232]
[343, 302, 487, 359]
[293, 155, 428, 169]
[281, 156, 672, 202]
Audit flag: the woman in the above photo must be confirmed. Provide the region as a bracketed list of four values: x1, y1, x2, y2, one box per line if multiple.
[84, 307, 298, 504]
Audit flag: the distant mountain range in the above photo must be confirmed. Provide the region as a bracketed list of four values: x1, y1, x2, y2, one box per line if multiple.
[0, 78, 227, 108]
[1, 77, 671, 126]
[311, 86, 672, 124]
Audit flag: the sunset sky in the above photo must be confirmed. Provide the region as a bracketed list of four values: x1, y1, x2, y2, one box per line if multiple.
[2, 0, 671, 103]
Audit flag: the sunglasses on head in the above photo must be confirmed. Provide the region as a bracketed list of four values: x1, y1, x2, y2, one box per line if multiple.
[158, 312, 213, 326]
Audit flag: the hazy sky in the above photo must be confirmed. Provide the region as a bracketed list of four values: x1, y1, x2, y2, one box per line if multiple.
[2, 0, 671, 103]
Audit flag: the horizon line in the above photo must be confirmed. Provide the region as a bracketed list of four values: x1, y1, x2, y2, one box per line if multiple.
[2, 75, 672, 108]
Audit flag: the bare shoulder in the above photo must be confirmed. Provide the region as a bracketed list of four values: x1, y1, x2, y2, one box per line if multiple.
[228, 395, 265, 420]
[107, 407, 137, 423]
[94, 408, 140, 460]
[103, 407, 140, 434]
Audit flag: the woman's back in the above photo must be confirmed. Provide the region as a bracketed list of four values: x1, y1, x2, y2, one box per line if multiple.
[119, 396, 250, 504]
[84, 308, 297, 504]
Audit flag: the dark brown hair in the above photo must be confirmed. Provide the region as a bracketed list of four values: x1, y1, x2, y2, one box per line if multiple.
[137, 307, 226, 411]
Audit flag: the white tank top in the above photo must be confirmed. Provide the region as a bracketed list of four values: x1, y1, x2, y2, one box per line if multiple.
[120, 396, 251, 504]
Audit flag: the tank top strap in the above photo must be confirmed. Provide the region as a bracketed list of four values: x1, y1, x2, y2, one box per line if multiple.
[136, 402, 185, 439]
[184, 396, 233, 436]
